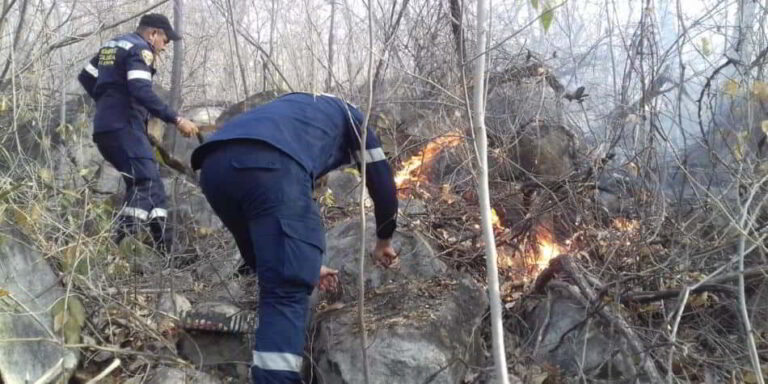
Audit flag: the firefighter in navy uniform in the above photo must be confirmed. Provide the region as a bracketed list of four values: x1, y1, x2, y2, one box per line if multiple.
[77, 13, 199, 254]
[190, 93, 399, 383]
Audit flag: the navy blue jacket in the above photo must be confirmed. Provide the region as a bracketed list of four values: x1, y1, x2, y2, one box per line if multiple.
[191, 92, 398, 239]
[77, 33, 178, 133]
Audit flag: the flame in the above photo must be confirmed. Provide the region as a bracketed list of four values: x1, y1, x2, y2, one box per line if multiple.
[535, 229, 562, 270]
[394, 133, 462, 197]
[497, 223, 564, 279]
[491, 208, 502, 230]
[613, 217, 637, 232]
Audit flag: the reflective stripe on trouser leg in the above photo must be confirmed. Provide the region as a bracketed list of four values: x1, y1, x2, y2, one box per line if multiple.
[248, 216, 323, 384]
[250, 285, 310, 383]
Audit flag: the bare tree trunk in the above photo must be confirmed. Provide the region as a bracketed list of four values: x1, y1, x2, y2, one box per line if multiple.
[732, 1, 764, 383]
[357, 0, 374, 381]
[264, 0, 276, 91]
[472, 0, 509, 381]
[164, 0, 184, 150]
[226, 0, 249, 98]
[448, 0, 465, 62]
[0, 0, 28, 87]
[326, 0, 336, 91]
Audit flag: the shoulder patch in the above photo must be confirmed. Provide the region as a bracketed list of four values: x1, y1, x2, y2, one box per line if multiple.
[141, 50, 154, 66]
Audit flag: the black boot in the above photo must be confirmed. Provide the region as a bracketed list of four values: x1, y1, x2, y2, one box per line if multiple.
[148, 217, 173, 256]
[113, 215, 140, 246]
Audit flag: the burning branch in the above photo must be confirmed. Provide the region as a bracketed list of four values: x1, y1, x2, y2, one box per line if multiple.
[394, 133, 462, 198]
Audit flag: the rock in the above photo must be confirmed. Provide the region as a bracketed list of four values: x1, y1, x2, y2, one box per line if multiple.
[486, 66, 565, 133]
[400, 198, 427, 216]
[143, 366, 224, 384]
[324, 169, 369, 208]
[94, 161, 123, 194]
[521, 284, 634, 381]
[52, 139, 122, 194]
[188, 106, 224, 126]
[177, 302, 254, 381]
[313, 276, 487, 384]
[216, 89, 283, 125]
[323, 217, 447, 302]
[595, 168, 644, 218]
[157, 293, 192, 317]
[0, 226, 80, 383]
[194, 250, 242, 282]
[497, 122, 579, 181]
[165, 177, 223, 231]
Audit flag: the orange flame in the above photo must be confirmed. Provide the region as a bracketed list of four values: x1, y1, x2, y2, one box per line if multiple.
[395, 133, 462, 197]
[495, 219, 564, 278]
[534, 229, 562, 271]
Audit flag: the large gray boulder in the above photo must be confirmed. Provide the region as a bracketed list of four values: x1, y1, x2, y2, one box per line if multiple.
[164, 177, 223, 231]
[0, 226, 80, 383]
[322, 217, 447, 302]
[323, 169, 369, 208]
[312, 276, 488, 384]
[521, 285, 635, 381]
[52, 139, 122, 194]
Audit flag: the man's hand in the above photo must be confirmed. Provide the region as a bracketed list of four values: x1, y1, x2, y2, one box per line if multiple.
[373, 238, 397, 268]
[316, 265, 339, 292]
[175, 117, 199, 138]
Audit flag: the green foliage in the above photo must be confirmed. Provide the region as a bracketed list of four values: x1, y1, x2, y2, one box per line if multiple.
[700, 37, 711, 57]
[0, 182, 22, 203]
[531, 0, 556, 32]
[52, 296, 86, 345]
[540, 7, 555, 31]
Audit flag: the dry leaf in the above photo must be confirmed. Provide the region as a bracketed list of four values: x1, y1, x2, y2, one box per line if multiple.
[689, 292, 717, 308]
[196, 227, 215, 237]
[742, 365, 768, 383]
[530, 372, 550, 384]
[753, 81, 768, 101]
[700, 37, 711, 56]
[724, 80, 741, 96]
[0, 289, 8, 297]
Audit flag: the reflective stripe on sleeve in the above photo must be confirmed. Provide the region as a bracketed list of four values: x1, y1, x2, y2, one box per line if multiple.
[127, 70, 152, 81]
[355, 147, 386, 164]
[84, 63, 98, 77]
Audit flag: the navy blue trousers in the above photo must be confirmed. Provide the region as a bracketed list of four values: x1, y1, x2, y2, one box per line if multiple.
[199, 140, 324, 383]
[93, 126, 170, 251]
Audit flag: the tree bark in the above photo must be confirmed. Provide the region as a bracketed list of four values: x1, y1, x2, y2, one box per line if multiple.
[226, 0, 249, 98]
[0, 0, 28, 87]
[164, 0, 185, 151]
[448, 0, 465, 62]
[357, 0, 375, 382]
[472, 0, 509, 382]
[326, 0, 336, 91]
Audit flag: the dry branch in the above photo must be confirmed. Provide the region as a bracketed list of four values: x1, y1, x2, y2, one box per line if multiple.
[146, 134, 196, 180]
[620, 265, 768, 304]
[539, 255, 664, 383]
